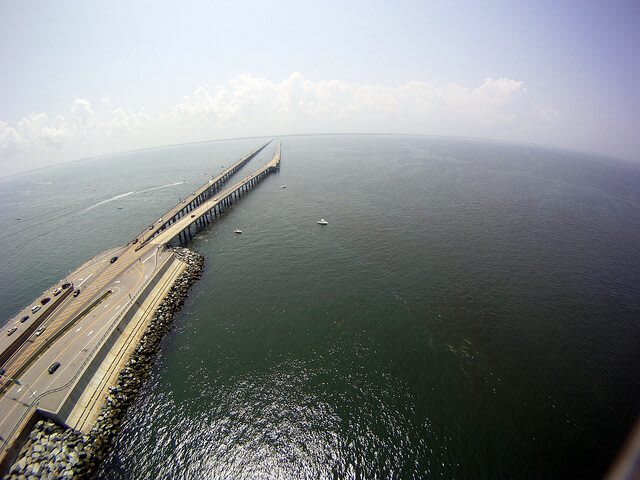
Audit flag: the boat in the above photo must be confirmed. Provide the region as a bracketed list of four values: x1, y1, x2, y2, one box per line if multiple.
[234, 228, 242, 234]
[281, 185, 287, 189]
[317, 218, 328, 225]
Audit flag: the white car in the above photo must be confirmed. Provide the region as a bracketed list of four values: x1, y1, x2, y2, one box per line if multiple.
[31, 305, 41, 314]
[35, 326, 45, 337]
[7, 327, 17, 336]
[53, 288, 62, 296]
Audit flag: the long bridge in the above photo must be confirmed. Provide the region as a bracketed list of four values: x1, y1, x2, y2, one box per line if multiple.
[0, 141, 281, 471]
[134, 140, 272, 247]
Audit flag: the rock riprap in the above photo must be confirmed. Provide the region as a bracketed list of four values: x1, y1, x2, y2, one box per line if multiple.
[6, 419, 90, 479]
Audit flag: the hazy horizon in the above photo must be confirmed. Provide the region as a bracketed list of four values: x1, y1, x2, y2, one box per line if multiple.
[1, 132, 631, 182]
[1, 0, 639, 176]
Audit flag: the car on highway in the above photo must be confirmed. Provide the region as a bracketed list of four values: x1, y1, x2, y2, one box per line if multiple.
[62, 282, 71, 289]
[110, 256, 118, 264]
[41, 297, 51, 305]
[7, 327, 17, 336]
[73, 288, 81, 297]
[20, 315, 29, 323]
[35, 326, 45, 336]
[31, 305, 41, 314]
[48, 362, 60, 374]
[53, 288, 62, 296]
[132, 238, 138, 244]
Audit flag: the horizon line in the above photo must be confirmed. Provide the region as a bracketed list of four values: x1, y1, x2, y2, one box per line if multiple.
[1, 132, 632, 182]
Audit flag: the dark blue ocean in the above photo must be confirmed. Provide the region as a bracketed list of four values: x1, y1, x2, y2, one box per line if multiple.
[1, 135, 639, 478]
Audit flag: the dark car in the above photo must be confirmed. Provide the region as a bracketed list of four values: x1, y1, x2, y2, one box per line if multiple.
[40, 297, 51, 305]
[132, 238, 139, 244]
[62, 282, 71, 289]
[48, 362, 60, 374]
[110, 256, 118, 264]
[73, 288, 81, 298]
[20, 315, 29, 323]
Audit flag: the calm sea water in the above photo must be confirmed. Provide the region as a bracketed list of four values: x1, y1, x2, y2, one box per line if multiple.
[1, 135, 639, 479]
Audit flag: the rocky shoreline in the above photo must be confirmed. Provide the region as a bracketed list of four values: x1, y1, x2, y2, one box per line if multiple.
[3, 247, 204, 480]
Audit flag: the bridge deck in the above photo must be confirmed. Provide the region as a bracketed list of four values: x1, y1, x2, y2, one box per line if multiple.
[135, 140, 271, 247]
[151, 145, 281, 245]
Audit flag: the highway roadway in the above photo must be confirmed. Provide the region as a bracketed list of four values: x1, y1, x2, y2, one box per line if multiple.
[0, 246, 125, 376]
[0, 243, 171, 449]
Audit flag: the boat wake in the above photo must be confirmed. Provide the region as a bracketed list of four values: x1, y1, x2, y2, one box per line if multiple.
[83, 191, 134, 212]
[81, 181, 185, 212]
[136, 181, 185, 194]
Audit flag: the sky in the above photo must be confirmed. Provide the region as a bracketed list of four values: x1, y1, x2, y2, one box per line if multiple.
[0, 0, 639, 176]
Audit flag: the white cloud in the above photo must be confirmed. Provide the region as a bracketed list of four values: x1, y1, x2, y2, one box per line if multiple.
[17, 113, 68, 148]
[71, 98, 95, 129]
[173, 73, 553, 139]
[0, 121, 25, 155]
[111, 107, 151, 130]
[0, 73, 562, 176]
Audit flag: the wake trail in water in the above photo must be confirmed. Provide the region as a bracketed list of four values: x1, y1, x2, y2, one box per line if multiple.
[0, 182, 184, 268]
[136, 181, 185, 194]
[81, 181, 184, 213]
[1, 181, 185, 258]
[83, 191, 134, 212]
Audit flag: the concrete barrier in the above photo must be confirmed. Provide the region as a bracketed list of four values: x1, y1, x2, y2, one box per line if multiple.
[42, 252, 177, 424]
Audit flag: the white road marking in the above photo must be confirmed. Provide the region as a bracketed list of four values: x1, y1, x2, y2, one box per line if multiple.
[142, 253, 155, 263]
[75, 327, 81, 332]
[87, 330, 94, 336]
[78, 273, 94, 287]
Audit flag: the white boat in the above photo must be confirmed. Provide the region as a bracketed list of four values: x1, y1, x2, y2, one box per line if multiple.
[234, 228, 242, 234]
[281, 185, 287, 189]
[317, 218, 328, 225]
